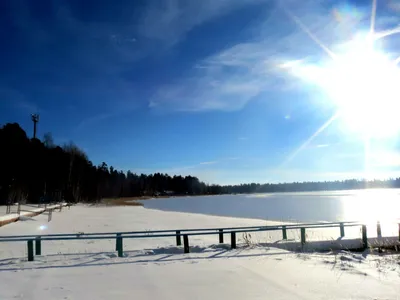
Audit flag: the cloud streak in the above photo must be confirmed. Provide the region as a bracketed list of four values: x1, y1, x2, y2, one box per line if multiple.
[199, 161, 218, 165]
[137, 0, 267, 46]
[148, 0, 363, 112]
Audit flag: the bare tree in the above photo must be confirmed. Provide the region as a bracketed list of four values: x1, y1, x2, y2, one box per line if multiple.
[63, 142, 88, 202]
[43, 132, 55, 148]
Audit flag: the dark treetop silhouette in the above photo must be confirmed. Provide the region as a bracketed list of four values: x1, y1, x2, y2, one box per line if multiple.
[1, 122, 399, 204]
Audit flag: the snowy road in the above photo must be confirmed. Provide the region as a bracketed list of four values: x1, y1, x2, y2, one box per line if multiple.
[0, 205, 398, 299]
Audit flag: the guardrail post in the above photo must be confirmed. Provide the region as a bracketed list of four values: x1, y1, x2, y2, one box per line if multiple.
[340, 223, 345, 238]
[17, 203, 21, 215]
[300, 228, 306, 245]
[398, 223, 400, 242]
[231, 232, 236, 249]
[117, 236, 123, 257]
[282, 226, 287, 240]
[362, 225, 368, 249]
[35, 236, 41, 255]
[48, 209, 52, 222]
[176, 231, 181, 246]
[59, 204, 62, 212]
[219, 229, 224, 243]
[27, 240, 34, 261]
[183, 235, 189, 253]
[116, 233, 121, 251]
[377, 221, 382, 238]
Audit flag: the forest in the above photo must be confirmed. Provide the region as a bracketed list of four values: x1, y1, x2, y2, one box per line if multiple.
[1, 122, 400, 205]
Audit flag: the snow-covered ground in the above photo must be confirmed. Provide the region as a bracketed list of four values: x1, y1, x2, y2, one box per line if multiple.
[0, 205, 399, 299]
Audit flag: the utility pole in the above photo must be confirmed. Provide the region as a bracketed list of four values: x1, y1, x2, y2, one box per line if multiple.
[31, 114, 39, 139]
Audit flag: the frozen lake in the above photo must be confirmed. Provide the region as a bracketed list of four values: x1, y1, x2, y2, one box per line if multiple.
[140, 189, 400, 222]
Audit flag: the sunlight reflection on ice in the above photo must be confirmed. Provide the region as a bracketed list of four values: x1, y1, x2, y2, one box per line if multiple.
[343, 189, 400, 223]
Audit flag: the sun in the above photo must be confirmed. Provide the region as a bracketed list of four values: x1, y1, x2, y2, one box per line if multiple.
[280, 0, 400, 169]
[286, 34, 400, 137]
[318, 36, 400, 137]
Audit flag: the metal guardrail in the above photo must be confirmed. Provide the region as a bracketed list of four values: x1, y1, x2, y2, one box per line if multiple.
[0, 220, 359, 239]
[0, 220, 399, 261]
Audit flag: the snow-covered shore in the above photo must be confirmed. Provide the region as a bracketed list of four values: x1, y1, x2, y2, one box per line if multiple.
[0, 205, 398, 299]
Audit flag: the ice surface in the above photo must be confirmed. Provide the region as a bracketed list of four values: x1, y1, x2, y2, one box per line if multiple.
[140, 190, 400, 223]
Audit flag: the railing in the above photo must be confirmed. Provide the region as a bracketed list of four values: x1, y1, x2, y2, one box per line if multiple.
[1, 203, 68, 225]
[0, 220, 399, 261]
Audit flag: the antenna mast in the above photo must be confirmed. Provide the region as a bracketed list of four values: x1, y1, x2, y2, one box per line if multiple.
[31, 114, 39, 139]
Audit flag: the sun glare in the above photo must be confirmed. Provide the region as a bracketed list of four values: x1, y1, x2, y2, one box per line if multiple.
[281, 0, 400, 172]
[343, 189, 400, 225]
[285, 33, 400, 137]
[321, 36, 400, 136]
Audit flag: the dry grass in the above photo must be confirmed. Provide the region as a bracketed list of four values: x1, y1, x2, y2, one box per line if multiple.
[101, 194, 202, 206]
[102, 197, 147, 207]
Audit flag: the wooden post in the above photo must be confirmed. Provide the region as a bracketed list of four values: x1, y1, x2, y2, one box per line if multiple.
[231, 232, 236, 249]
[27, 240, 34, 261]
[59, 204, 62, 212]
[176, 231, 181, 246]
[300, 228, 306, 245]
[362, 225, 368, 249]
[340, 223, 345, 238]
[183, 235, 189, 253]
[17, 203, 21, 215]
[116, 233, 121, 251]
[377, 221, 382, 238]
[117, 236, 123, 257]
[35, 237, 41, 255]
[398, 223, 400, 242]
[282, 226, 287, 240]
[48, 209, 52, 222]
[219, 229, 224, 243]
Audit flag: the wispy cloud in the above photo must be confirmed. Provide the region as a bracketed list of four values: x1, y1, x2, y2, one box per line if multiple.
[148, 0, 363, 112]
[315, 144, 330, 148]
[76, 112, 119, 131]
[199, 161, 218, 165]
[227, 157, 240, 160]
[149, 42, 273, 112]
[137, 0, 267, 46]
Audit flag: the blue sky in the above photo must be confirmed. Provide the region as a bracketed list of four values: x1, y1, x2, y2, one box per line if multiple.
[1, 0, 400, 184]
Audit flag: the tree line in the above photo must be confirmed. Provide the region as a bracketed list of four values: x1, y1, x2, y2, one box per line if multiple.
[1, 122, 400, 205]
